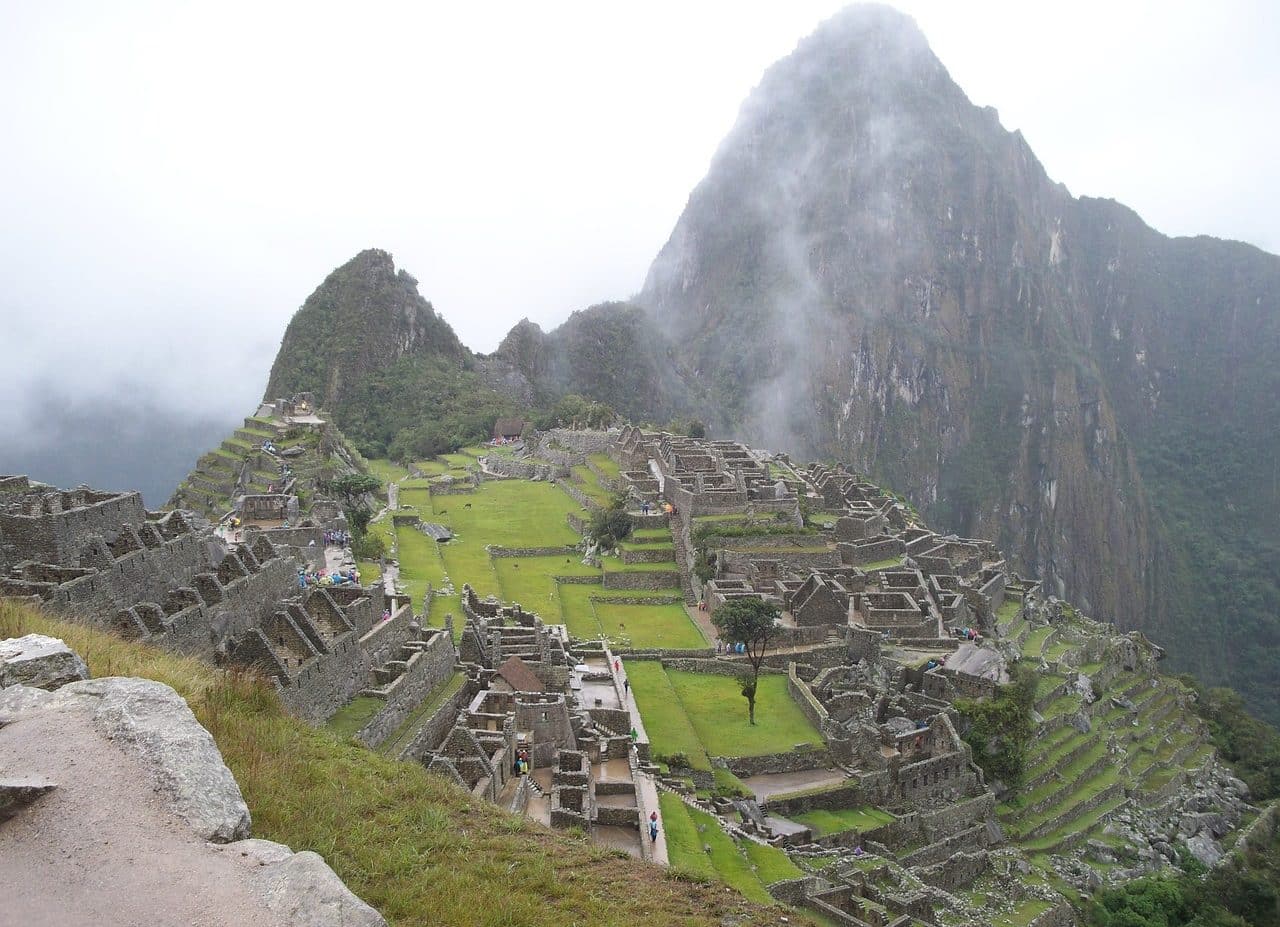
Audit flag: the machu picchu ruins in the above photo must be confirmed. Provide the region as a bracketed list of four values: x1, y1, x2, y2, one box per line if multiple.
[5, 5, 1280, 927]
[4, 412, 1271, 927]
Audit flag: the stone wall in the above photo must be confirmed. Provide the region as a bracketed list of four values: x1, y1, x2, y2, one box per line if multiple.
[724, 745, 832, 777]
[356, 633, 458, 748]
[913, 850, 989, 892]
[489, 545, 580, 558]
[590, 593, 683, 607]
[621, 546, 675, 564]
[838, 538, 905, 566]
[721, 548, 841, 572]
[360, 600, 417, 667]
[400, 677, 477, 761]
[275, 630, 372, 722]
[788, 663, 829, 732]
[541, 428, 614, 456]
[601, 570, 681, 590]
[164, 557, 300, 654]
[556, 480, 601, 513]
[483, 456, 568, 482]
[0, 489, 148, 565]
[659, 657, 762, 679]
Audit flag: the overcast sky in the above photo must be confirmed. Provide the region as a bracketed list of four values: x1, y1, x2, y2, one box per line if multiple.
[2, 0, 1277, 437]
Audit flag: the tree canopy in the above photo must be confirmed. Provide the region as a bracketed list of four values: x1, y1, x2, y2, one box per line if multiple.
[711, 597, 780, 725]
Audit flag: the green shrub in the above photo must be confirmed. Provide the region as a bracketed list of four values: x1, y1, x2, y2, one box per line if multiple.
[954, 661, 1036, 787]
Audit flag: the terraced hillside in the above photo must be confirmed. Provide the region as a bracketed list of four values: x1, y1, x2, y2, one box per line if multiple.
[169, 410, 365, 521]
[979, 596, 1231, 899]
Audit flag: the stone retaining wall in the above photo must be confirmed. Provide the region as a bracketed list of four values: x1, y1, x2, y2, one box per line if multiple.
[556, 481, 600, 513]
[659, 657, 761, 679]
[590, 594, 683, 607]
[595, 805, 640, 827]
[602, 570, 680, 590]
[618, 648, 714, 660]
[724, 745, 832, 778]
[399, 676, 477, 761]
[489, 545, 580, 558]
[621, 546, 675, 564]
[355, 633, 458, 748]
[764, 783, 869, 817]
[483, 456, 568, 482]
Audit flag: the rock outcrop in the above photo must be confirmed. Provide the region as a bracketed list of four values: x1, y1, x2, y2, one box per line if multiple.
[0, 633, 90, 690]
[0, 635, 385, 927]
[0, 676, 251, 842]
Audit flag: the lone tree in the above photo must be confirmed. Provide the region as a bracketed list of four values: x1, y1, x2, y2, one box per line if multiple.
[711, 597, 780, 725]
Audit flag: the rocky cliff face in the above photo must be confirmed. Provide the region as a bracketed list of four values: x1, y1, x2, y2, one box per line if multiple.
[636, 6, 1280, 718]
[484, 302, 701, 425]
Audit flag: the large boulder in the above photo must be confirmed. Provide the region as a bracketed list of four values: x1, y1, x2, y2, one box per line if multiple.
[0, 677, 250, 841]
[0, 634, 90, 690]
[217, 839, 387, 927]
[1184, 833, 1224, 868]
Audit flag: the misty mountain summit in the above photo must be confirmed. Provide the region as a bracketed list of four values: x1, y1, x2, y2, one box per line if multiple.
[638, 3, 1280, 722]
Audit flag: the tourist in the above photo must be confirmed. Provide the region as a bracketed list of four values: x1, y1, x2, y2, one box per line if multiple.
[613, 658, 620, 673]
[623, 678, 629, 696]
[630, 727, 638, 743]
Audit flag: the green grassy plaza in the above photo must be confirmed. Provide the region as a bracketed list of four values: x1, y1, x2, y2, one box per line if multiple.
[627, 662, 823, 766]
[363, 460, 704, 649]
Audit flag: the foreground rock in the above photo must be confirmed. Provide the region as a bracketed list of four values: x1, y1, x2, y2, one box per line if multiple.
[0, 677, 250, 842]
[0, 635, 386, 927]
[217, 839, 386, 927]
[0, 776, 56, 822]
[0, 633, 90, 690]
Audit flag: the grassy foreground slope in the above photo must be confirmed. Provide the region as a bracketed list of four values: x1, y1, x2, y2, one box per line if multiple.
[0, 601, 789, 927]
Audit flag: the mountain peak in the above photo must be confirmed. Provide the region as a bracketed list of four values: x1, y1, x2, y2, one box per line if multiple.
[263, 250, 464, 409]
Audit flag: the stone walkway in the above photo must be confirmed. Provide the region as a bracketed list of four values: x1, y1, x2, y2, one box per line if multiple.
[634, 767, 669, 865]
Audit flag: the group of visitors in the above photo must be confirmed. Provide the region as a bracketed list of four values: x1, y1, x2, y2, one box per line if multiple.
[951, 626, 982, 642]
[715, 640, 748, 655]
[324, 529, 351, 547]
[512, 749, 531, 776]
[296, 566, 361, 589]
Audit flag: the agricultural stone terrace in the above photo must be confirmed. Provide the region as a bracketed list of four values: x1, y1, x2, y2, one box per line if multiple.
[0, 422, 1261, 927]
